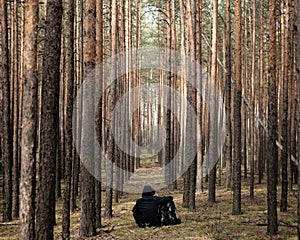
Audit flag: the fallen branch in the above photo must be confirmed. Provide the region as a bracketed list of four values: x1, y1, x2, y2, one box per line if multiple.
[279, 221, 297, 228]
[0, 222, 18, 226]
[241, 220, 297, 228]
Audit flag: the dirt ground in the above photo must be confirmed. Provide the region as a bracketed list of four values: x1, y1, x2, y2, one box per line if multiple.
[1, 175, 298, 239]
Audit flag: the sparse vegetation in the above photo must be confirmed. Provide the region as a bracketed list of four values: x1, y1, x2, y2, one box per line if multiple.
[1, 176, 298, 239]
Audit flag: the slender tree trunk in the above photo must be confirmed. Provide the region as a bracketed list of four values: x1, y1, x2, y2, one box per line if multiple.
[232, 0, 242, 215]
[165, 0, 172, 186]
[62, 0, 75, 237]
[195, 0, 202, 192]
[105, 0, 118, 219]
[249, 0, 256, 200]
[134, 0, 142, 170]
[267, 0, 278, 234]
[19, 0, 39, 238]
[280, 0, 290, 213]
[296, 1, 300, 237]
[36, 0, 62, 238]
[80, 0, 96, 236]
[225, 0, 232, 190]
[1, 0, 12, 222]
[208, 0, 218, 205]
[12, 0, 20, 219]
[71, 0, 82, 212]
[183, 0, 197, 211]
[95, 0, 103, 228]
[289, 0, 297, 189]
[258, 0, 265, 185]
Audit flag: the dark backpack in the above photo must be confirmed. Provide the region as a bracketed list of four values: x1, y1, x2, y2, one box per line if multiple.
[159, 201, 180, 226]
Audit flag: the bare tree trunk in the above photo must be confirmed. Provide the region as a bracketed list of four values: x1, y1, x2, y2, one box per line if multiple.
[95, 0, 103, 228]
[36, 0, 62, 238]
[232, 0, 242, 215]
[249, 0, 256, 200]
[12, 0, 20, 219]
[165, 0, 172, 186]
[225, 0, 232, 191]
[258, 0, 265, 184]
[62, 0, 75, 237]
[71, 0, 82, 212]
[267, 0, 278, 234]
[280, 0, 291, 213]
[80, 0, 96, 236]
[184, 0, 197, 211]
[134, 0, 142, 170]
[105, 0, 118, 219]
[19, 0, 39, 238]
[289, 0, 297, 189]
[1, 0, 12, 222]
[296, 0, 300, 237]
[195, 0, 203, 192]
[208, 0, 218, 205]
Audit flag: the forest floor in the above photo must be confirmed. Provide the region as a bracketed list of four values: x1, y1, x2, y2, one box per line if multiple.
[0, 166, 299, 239]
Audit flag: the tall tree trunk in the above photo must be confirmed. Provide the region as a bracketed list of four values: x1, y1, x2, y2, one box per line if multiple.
[80, 0, 96, 236]
[1, 0, 12, 222]
[225, 0, 232, 191]
[62, 0, 75, 237]
[12, 0, 20, 219]
[249, 0, 256, 200]
[134, 0, 142, 170]
[95, 0, 103, 228]
[19, 0, 39, 238]
[195, 0, 203, 193]
[184, 0, 197, 211]
[280, 0, 290, 212]
[71, 0, 82, 212]
[232, 0, 242, 215]
[208, 0, 218, 205]
[165, 0, 172, 187]
[267, 0, 278, 234]
[105, 0, 118, 219]
[296, 0, 300, 237]
[36, 0, 62, 238]
[289, 0, 297, 190]
[258, 0, 265, 185]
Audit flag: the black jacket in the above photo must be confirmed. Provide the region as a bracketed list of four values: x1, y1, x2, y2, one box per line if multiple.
[133, 195, 173, 226]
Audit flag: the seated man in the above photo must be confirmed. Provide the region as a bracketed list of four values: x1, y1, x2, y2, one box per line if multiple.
[132, 185, 181, 227]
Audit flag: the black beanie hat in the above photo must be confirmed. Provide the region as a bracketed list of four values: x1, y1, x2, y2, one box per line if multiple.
[142, 185, 156, 197]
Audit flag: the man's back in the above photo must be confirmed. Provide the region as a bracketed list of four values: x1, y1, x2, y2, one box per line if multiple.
[132, 185, 174, 227]
[134, 196, 161, 227]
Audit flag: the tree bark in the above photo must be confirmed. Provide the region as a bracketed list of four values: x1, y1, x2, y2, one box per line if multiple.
[62, 0, 75, 238]
[1, 0, 12, 222]
[105, 0, 118, 219]
[225, 0, 232, 191]
[19, 0, 39, 238]
[258, 0, 265, 184]
[296, 1, 300, 238]
[12, 0, 20, 219]
[36, 0, 63, 238]
[267, 0, 278, 234]
[208, 0, 218, 205]
[232, 0, 242, 215]
[249, 0, 256, 200]
[280, 0, 290, 213]
[95, 0, 103, 228]
[80, 0, 96, 236]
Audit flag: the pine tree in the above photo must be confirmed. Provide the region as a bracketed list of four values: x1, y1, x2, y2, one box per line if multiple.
[19, 0, 39, 238]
